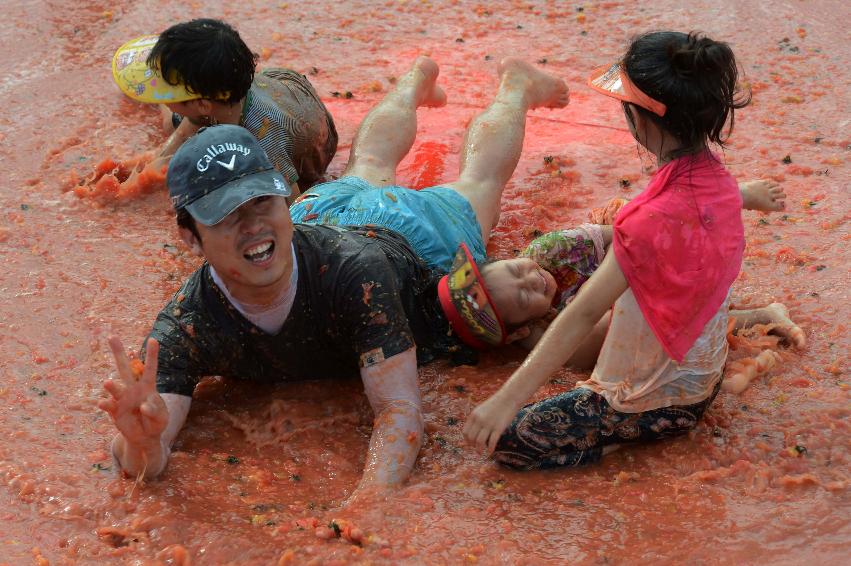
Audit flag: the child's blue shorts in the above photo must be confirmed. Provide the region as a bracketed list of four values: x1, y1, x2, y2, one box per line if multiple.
[290, 176, 486, 272]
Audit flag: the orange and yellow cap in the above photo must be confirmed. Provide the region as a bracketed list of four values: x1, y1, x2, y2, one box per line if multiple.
[437, 244, 506, 350]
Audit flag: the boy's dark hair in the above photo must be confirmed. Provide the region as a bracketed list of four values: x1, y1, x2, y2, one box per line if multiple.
[176, 209, 202, 244]
[622, 31, 751, 159]
[148, 19, 257, 104]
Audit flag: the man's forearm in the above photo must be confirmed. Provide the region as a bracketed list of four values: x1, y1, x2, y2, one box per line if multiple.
[111, 434, 169, 479]
[357, 348, 422, 490]
[110, 393, 191, 479]
[359, 400, 424, 488]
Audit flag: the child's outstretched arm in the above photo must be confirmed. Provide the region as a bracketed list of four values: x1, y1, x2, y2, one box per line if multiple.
[463, 250, 629, 453]
[591, 181, 784, 225]
[159, 116, 201, 160]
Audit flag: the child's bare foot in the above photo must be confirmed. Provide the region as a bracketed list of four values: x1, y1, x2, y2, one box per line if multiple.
[740, 179, 786, 212]
[762, 302, 807, 348]
[722, 349, 782, 394]
[497, 58, 570, 110]
[398, 56, 447, 108]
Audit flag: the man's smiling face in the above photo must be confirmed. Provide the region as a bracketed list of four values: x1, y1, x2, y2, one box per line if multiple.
[191, 195, 294, 303]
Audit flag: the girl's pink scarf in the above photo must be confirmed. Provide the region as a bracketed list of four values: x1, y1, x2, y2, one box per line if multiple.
[612, 152, 744, 362]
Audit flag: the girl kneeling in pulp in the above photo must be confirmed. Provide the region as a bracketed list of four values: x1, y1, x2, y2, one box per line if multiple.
[464, 31, 753, 468]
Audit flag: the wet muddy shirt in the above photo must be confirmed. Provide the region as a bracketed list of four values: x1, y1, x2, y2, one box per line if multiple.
[243, 69, 338, 188]
[147, 225, 464, 397]
[577, 289, 731, 412]
[172, 69, 337, 189]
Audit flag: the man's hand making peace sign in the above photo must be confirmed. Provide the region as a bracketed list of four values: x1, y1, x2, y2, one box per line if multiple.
[99, 337, 190, 478]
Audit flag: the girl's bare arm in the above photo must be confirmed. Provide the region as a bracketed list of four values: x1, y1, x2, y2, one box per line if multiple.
[464, 249, 629, 452]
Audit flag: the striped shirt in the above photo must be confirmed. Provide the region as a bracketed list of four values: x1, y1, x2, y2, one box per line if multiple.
[240, 78, 299, 185]
[172, 69, 337, 190]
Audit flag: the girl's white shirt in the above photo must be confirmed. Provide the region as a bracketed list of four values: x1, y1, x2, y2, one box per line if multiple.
[577, 289, 731, 412]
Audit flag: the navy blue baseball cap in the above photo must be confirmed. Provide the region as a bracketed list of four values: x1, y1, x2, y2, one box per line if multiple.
[167, 124, 292, 226]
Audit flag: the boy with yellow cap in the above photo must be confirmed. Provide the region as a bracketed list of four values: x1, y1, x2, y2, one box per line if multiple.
[113, 18, 337, 198]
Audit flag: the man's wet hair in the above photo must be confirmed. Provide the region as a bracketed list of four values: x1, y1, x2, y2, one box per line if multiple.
[622, 31, 751, 159]
[148, 19, 258, 105]
[176, 209, 202, 244]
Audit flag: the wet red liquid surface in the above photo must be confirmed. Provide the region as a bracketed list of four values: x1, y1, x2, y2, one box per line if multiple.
[1, 1, 848, 564]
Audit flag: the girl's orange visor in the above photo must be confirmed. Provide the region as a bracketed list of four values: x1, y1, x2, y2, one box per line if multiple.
[587, 63, 667, 117]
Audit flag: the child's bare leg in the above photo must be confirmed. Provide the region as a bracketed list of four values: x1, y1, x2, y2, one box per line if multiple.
[445, 58, 569, 244]
[343, 56, 446, 187]
[740, 179, 786, 212]
[730, 302, 806, 348]
[722, 349, 782, 394]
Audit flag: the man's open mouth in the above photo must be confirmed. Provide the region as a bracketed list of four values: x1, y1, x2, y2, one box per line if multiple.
[243, 241, 275, 264]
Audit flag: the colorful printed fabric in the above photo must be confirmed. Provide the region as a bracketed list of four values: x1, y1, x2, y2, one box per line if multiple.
[521, 224, 605, 309]
[493, 382, 721, 469]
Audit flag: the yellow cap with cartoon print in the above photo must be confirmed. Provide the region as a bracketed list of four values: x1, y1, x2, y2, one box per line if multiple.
[112, 35, 202, 104]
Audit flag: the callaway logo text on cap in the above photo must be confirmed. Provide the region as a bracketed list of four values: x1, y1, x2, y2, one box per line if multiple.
[167, 124, 291, 226]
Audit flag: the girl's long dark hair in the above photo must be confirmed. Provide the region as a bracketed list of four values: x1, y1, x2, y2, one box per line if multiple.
[623, 31, 751, 159]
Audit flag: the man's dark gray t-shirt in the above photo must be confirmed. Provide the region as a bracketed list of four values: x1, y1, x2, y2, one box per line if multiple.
[148, 224, 467, 396]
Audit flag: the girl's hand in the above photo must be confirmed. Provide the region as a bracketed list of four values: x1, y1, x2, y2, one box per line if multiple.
[467, 249, 630, 455]
[463, 391, 521, 454]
